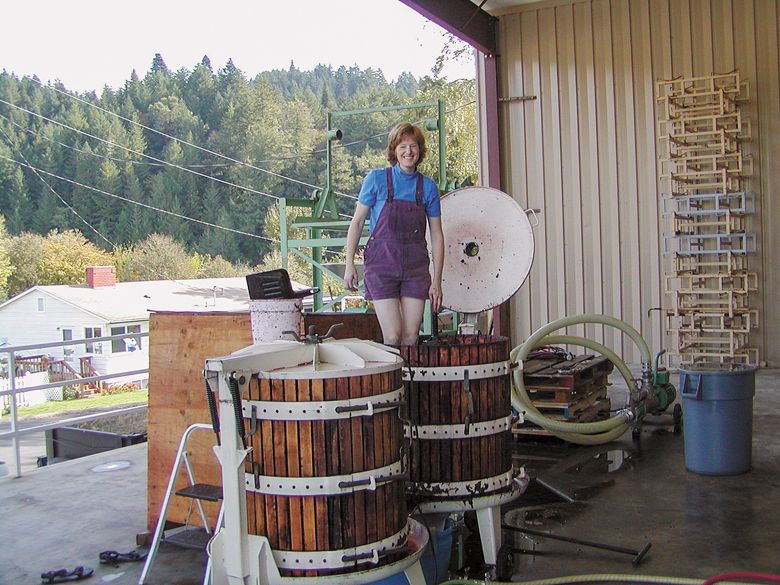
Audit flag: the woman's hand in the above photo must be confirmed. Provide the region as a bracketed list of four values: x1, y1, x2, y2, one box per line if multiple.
[344, 264, 359, 291]
[429, 281, 443, 313]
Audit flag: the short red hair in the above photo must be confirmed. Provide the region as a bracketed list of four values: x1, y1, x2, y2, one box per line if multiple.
[386, 123, 427, 166]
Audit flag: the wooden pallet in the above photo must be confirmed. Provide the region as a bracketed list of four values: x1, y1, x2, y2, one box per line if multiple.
[512, 399, 611, 439]
[513, 354, 613, 440]
[522, 354, 613, 398]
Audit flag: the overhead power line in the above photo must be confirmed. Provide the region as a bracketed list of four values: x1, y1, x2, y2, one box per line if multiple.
[0, 127, 224, 294]
[0, 98, 286, 201]
[29, 78, 328, 193]
[0, 154, 278, 243]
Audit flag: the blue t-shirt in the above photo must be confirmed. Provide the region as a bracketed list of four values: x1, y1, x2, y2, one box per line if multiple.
[358, 165, 441, 233]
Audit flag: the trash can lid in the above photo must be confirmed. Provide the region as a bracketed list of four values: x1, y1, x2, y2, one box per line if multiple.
[679, 364, 758, 375]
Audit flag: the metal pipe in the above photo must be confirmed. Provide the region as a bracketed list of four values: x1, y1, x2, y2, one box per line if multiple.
[9, 350, 21, 477]
[502, 525, 652, 566]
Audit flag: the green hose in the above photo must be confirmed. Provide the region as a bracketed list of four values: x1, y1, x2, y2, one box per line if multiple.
[511, 314, 651, 445]
[441, 575, 753, 585]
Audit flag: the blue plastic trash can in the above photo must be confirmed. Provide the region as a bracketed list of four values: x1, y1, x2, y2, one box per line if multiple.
[680, 364, 756, 475]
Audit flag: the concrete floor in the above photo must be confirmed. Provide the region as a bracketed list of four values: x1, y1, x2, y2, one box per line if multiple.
[1, 369, 778, 585]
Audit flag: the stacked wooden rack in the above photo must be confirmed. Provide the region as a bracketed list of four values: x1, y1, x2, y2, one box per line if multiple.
[513, 354, 614, 439]
[656, 72, 759, 366]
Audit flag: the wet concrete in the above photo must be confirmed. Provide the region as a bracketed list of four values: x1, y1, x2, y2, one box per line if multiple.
[1, 369, 778, 584]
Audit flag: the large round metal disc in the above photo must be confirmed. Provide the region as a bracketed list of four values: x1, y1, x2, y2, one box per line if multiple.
[435, 187, 534, 313]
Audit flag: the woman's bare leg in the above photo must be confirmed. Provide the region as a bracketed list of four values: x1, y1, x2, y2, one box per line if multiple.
[400, 297, 426, 345]
[372, 298, 403, 345]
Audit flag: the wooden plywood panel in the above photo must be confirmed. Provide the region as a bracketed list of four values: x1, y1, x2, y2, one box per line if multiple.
[556, 4, 586, 338]
[146, 311, 253, 531]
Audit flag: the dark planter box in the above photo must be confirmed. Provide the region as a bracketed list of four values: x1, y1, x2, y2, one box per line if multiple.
[45, 426, 147, 462]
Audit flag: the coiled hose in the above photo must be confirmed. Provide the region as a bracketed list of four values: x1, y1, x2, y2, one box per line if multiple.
[511, 314, 652, 445]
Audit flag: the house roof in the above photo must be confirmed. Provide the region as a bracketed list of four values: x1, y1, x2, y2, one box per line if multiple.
[2, 277, 309, 323]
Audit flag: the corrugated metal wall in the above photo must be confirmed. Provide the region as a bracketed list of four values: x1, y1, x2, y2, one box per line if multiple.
[495, 0, 779, 364]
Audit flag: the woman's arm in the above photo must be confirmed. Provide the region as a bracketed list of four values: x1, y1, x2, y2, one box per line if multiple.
[344, 202, 371, 291]
[428, 215, 444, 312]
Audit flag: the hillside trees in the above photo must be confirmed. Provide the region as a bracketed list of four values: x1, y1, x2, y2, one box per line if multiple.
[0, 56, 477, 294]
[0, 216, 12, 299]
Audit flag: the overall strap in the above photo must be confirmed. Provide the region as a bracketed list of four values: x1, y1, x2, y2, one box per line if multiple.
[415, 173, 424, 206]
[385, 167, 394, 203]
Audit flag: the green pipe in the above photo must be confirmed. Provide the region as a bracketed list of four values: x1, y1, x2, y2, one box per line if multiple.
[440, 575, 753, 585]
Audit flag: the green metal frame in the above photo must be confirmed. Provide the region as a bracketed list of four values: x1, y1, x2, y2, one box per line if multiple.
[279, 100, 448, 318]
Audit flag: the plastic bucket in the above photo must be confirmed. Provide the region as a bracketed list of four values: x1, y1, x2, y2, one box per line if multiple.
[369, 520, 454, 585]
[248, 298, 301, 343]
[420, 520, 455, 585]
[680, 364, 756, 475]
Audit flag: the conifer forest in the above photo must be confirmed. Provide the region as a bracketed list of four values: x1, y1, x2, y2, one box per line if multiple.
[0, 55, 477, 298]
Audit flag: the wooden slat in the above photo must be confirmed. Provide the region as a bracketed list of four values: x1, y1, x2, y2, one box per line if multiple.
[310, 378, 328, 552]
[259, 378, 278, 550]
[271, 379, 290, 551]
[349, 375, 366, 546]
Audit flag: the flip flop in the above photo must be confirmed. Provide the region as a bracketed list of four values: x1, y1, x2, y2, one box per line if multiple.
[41, 566, 94, 583]
[99, 550, 147, 566]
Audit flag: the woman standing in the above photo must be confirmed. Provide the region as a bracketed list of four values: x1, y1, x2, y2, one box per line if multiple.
[344, 123, 444, 345]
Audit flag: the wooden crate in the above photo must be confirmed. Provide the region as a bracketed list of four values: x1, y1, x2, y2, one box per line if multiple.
[147, 310, 254, 532]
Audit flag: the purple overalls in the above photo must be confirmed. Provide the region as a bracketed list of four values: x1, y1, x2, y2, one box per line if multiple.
[363, 167, 431, 301]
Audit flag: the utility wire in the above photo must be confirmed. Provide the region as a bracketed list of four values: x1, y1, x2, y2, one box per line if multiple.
[24, 79, 476, 199]
[0, 154, 278, 243]
[0, 129, 223, 294]
[0, 126, 115, 249]
[0, 98, 281, 201]
[29, 78, 328, 193]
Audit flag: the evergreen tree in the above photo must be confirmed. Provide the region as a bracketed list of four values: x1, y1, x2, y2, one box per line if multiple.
[0, 215, 13, 299]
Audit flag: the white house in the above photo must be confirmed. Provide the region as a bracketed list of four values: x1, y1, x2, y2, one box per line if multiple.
[0, 266, 299, 386]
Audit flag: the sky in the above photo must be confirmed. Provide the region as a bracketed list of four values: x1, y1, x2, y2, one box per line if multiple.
[1, 0, 475, 93]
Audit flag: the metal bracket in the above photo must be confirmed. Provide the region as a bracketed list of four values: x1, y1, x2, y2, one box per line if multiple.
[402, 360, 512, 382]
[241, 387, 404, 421]
[408, 469, 515, 498]
[404, 414, 512, 440]
[271, 523, 410, 570]
[245, 460, 404, 496]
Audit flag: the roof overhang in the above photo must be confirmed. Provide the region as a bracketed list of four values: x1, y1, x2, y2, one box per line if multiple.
[397, 0, 498, 56]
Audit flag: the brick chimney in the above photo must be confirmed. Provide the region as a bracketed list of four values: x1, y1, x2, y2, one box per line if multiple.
[86, 266, 116, 288]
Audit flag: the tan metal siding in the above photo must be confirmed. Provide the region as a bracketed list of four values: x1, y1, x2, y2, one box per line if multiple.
[496, 0, 780, 364]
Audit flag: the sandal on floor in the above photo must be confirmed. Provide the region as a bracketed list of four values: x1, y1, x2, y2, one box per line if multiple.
[99, 550, 147, 565]
[41, 566, 94, 583]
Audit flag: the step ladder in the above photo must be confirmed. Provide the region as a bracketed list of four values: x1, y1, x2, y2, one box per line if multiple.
[139, 423, 223, 585]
